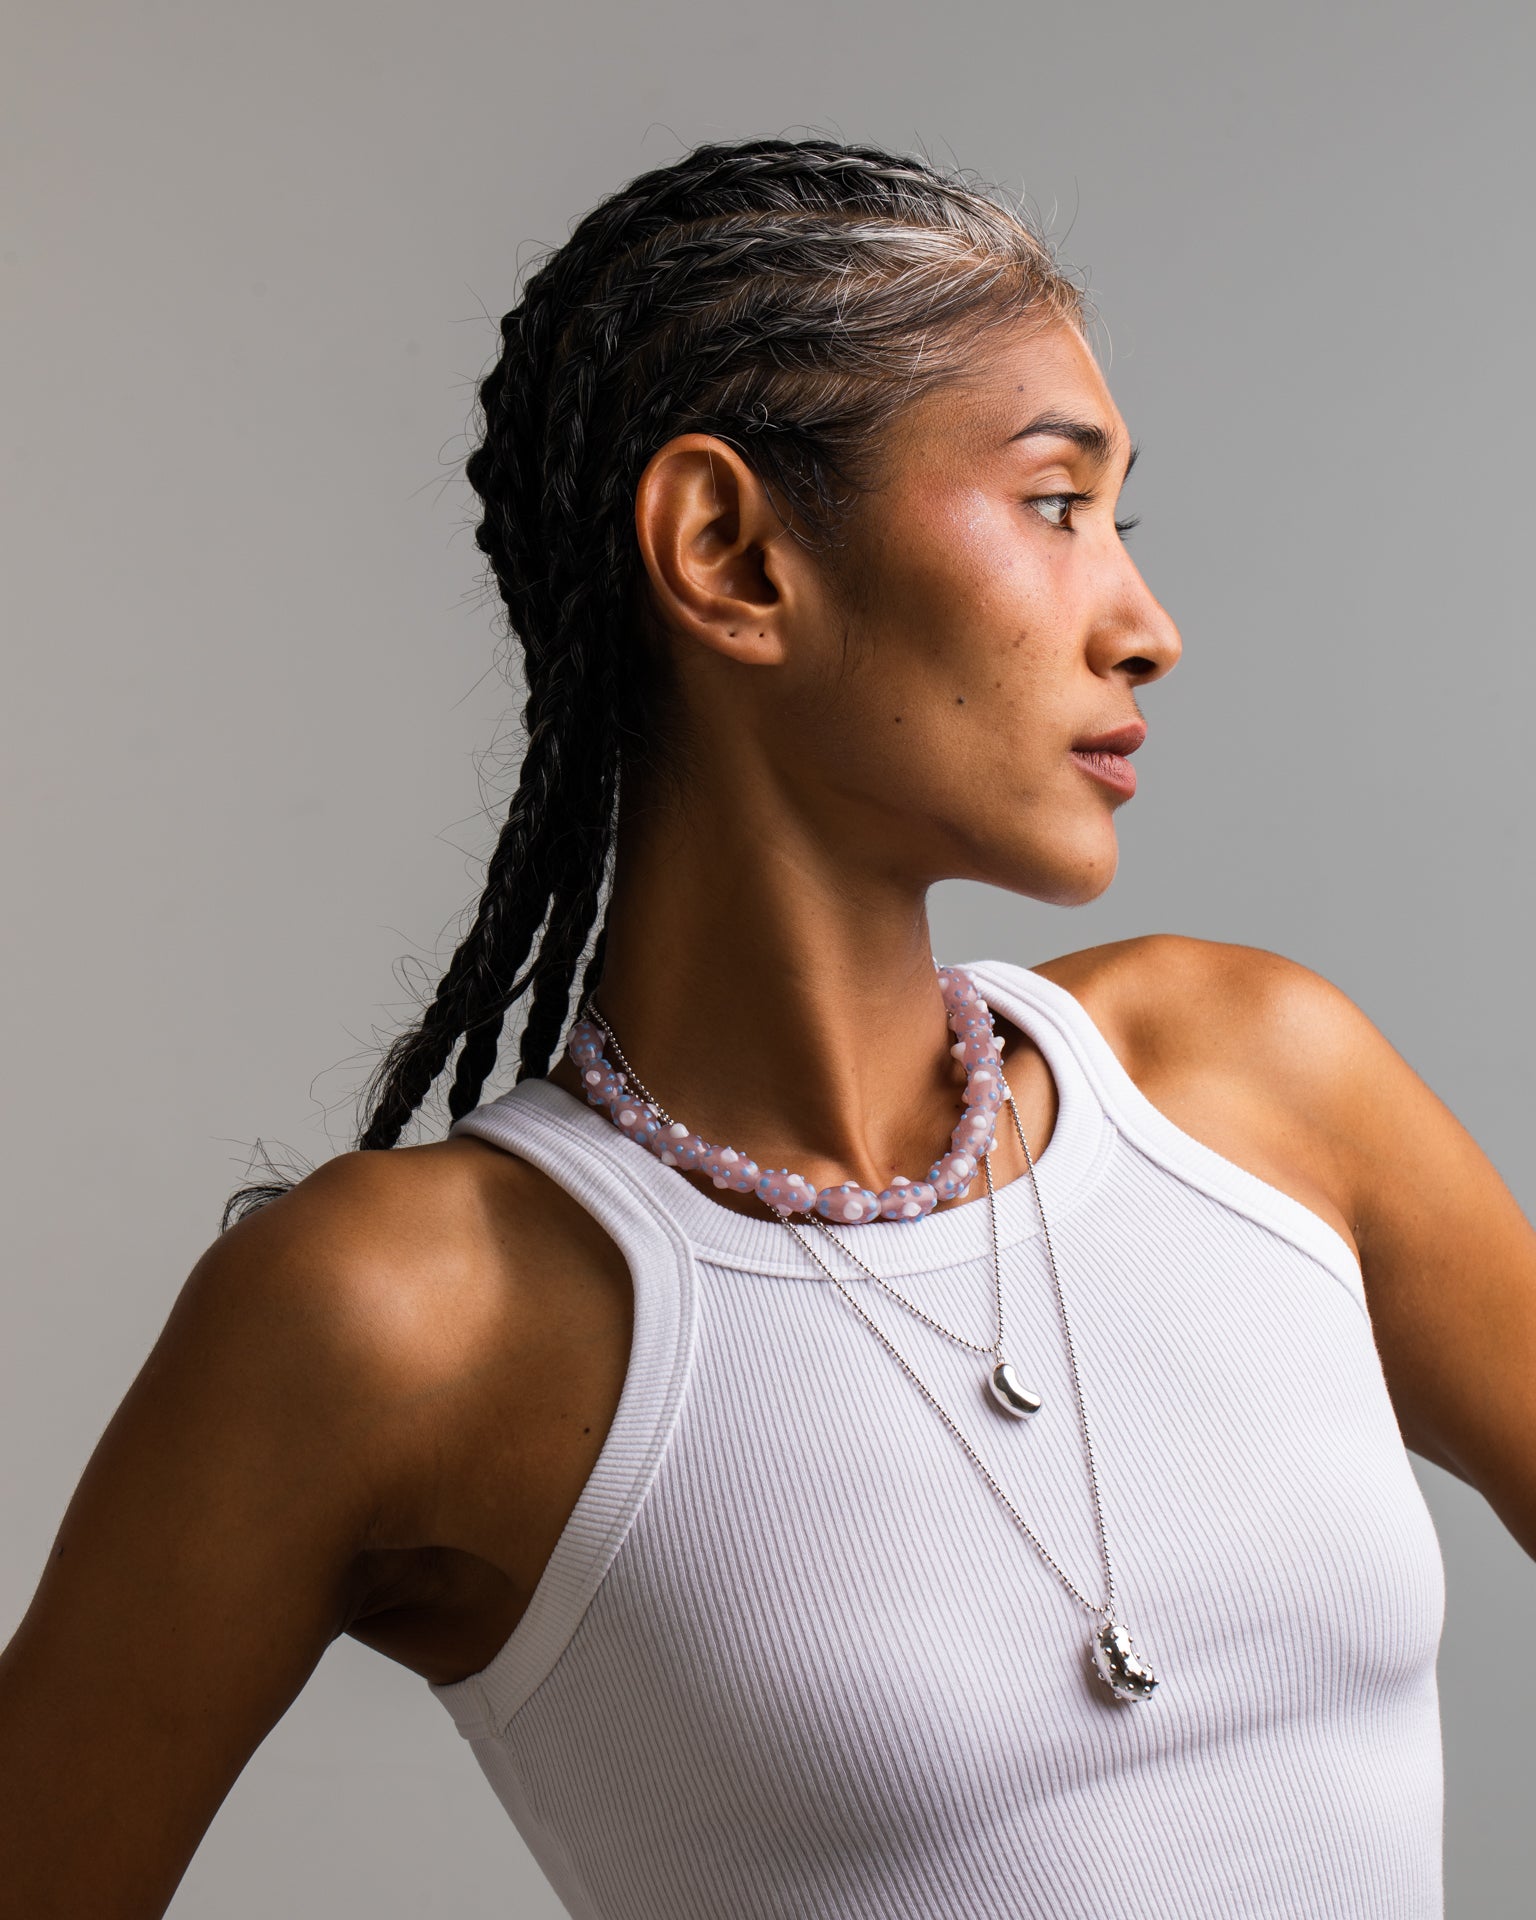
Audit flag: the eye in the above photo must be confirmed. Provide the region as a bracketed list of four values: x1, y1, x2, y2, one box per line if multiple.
[1027, 492, 1078, 529]
[1026, 491, 1140, 541]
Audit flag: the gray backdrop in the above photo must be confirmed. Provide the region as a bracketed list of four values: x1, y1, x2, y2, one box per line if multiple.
[4, 0, 1532, 1912]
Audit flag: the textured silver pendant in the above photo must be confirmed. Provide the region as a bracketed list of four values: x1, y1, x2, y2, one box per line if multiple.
[988, 1360, 1042, 1417]
[1091, 1618, 1159, 1701]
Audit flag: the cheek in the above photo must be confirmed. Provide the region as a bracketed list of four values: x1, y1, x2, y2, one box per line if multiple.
[815, 640, 1071, 841]
[845, 563, 1069, 778]
[798, 490, 1083, 807]
[873, 495, 1061, 677]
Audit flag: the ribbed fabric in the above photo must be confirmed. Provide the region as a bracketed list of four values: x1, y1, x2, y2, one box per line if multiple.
[429, 959, 1446, 1918]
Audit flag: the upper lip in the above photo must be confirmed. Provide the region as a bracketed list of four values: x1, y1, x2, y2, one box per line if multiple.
[1071, 720, 1148, 756]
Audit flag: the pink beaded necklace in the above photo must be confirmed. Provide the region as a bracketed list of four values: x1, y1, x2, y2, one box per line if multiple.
[566, 962, 1006, 1224]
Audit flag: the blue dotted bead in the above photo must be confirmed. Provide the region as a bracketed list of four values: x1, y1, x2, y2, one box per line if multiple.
[611, 1095, 662, 1150]
[878, 1176, 938, 1222]
[814, 1182, 882, 1225]
[652, 1126, 708, 1169]
[567, 1019, 605, 1067]
[757, 1168, 818, 1213]
[928, 1149, 979, 1201]
[580, 1064, 623, 1108]
[701, 1145, 762, 1193]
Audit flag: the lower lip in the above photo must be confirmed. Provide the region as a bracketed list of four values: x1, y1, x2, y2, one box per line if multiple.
[1070, 748, 1138, 798]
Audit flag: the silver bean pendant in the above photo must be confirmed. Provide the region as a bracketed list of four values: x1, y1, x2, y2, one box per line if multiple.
[988, 1359, 1042, 1417]
[1091, 1618, 1159, 1701]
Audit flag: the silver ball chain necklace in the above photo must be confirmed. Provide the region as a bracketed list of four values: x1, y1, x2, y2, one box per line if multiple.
[577, 988, 1160, 1703]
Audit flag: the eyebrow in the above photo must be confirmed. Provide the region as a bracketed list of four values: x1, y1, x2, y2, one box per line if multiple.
[1006, 411, 1139, 482]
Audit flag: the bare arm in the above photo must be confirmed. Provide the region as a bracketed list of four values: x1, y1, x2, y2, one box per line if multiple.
[0, 1152, 471, 1918]
[1287, 958, 1536, 1556]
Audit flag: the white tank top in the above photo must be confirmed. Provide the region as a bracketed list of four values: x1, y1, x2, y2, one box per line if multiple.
[428, 958, 1446, 1917]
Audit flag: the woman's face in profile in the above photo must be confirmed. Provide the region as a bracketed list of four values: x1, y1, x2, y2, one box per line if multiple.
[767, 317, 1183, 908]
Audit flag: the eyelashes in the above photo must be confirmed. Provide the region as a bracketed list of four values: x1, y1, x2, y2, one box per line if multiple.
[1028, 492, 1140, 541]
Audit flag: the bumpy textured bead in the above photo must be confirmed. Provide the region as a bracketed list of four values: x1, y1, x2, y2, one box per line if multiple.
[581, 1064, 624, 1108]
[937, 963, 977, 997]
[928, 1148, 979, 1200]
[649, 1120, 688, 1156]
[756, 1168, 818, 1213]
[878, 1175, 938, 1221]
[611, 1097, 663, 1150]
[651, 1122, 709, 1169]
[568, 1019, 605, 1066]
[701, 1144, 762, 1193]
[927, 1162, 956, 1200]
[815, 1182, 882, 1224]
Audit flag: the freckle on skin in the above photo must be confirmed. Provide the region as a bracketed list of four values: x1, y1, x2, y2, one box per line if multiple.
[955, 696, 965, 704]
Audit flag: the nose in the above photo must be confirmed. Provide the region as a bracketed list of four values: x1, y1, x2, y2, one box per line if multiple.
[1090, 554, 1182, 686]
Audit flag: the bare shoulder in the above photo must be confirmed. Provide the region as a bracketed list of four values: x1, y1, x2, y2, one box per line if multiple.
[1023, 933, 1400, 1265]
[195, 1134, 632, 1540]
[226, 1116, 639, 1322]
[1028, 930, 1364, 1082]
[205, 1137, 598, 1403]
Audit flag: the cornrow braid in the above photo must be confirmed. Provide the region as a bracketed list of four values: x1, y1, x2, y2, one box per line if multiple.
[222, 134, 1082, 1229]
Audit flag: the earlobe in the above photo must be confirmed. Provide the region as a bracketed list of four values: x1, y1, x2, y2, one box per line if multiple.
[633, 433, 792, 667]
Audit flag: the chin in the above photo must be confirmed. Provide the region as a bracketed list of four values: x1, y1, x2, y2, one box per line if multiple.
[1033, 867, 1118, 908]
[968, 824, 1120, 907]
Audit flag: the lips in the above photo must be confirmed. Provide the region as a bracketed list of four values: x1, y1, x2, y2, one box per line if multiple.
[1070, 720, 1147, 755]
[1069, 719, 1146, 799]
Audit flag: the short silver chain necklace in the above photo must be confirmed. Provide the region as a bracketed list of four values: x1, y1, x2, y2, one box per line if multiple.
[581, 996, 1159, 1703]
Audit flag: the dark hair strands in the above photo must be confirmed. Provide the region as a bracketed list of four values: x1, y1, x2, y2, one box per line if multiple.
[221, 135, 1085, 1231]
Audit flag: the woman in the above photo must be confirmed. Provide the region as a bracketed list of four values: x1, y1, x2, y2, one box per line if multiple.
[1, 134, 1530, 1918]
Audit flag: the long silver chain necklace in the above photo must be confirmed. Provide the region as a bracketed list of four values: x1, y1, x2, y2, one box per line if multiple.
[579, 994, 1159, 1703]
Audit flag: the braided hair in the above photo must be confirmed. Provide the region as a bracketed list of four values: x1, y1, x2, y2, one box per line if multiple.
[222, 135, 1083, 1228]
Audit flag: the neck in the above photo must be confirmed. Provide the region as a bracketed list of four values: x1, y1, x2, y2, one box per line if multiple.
[546, 764, 1021, 1206]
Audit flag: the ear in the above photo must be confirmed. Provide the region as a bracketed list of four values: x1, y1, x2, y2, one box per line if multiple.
[633, 434, 807, 667]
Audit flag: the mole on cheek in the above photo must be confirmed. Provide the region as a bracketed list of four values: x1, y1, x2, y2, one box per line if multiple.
[955, 695, 965, 704]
